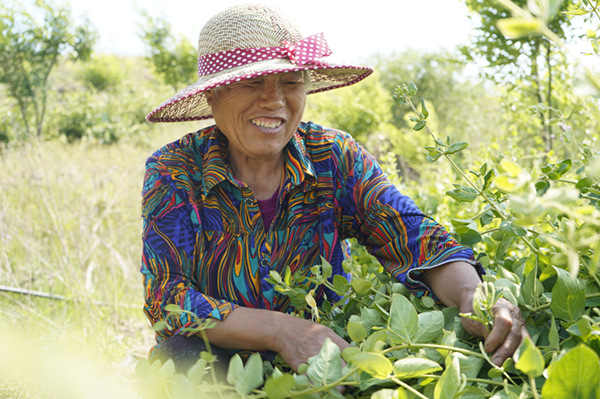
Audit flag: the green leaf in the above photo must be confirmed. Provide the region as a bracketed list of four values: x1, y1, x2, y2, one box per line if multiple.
[575, 176, 593, 191]
[551, 267, 586, 322]
[541, 344, 600, 399]
[413, 120, 426, 131]
[264, 372, 296, 399]
[407, 82, 418, 97]
[332, 274, 350, 294]
[348, 321, 367, 343]
[421, 99, 429, 118]
[388, 294, 418, 343]
[446, 186, 478, 202]
[348, 352, 393, 379]
[239, 353, 264, 395]
[457, 353, 485, 379]
[393, 357, 442, 378]
[521, 262, 542, 307]
[321, 257, 333, 279]
[269, 270, 283, 284]
[499, 221, 527, 237]
[546, 159, 572, 180]
[187, 359, 207, 384]
[455, 226, 482, 246]
[226, 355, 244, 388]
[171, 374, 196, 398]
[307, 338, 342, 385]
[352, 277, 372, 295]
[548, 316, 559, 350]
[497, 17, 544, 39]
[372, 388, 408, 399]
[427, 151, 442, 162]
[434, 355, 460, 399]
[414, 311, 444, 343]
[227, 353, 264, 395]
[495, 235, 514, 260]
[446, 142, 468, 155]
[483, 169, 496, 190]
[514, 336, 544, 378]
[158, 359, 176, 377]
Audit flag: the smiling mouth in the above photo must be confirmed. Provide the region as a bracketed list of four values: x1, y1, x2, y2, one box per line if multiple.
[251, 118, 283, 129]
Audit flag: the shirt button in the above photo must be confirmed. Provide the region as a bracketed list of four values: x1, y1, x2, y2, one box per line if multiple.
[245, 197, 254, 206]
[260, 258, 270, 267]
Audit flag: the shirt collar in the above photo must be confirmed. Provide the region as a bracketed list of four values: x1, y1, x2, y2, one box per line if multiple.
[199, 124, 317, 198]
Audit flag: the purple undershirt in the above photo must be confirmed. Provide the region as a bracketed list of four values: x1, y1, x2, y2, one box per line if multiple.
[257, 186, 279, 230]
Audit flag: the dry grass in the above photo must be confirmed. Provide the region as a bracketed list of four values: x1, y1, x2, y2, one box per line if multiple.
[0, 123, 205, 398]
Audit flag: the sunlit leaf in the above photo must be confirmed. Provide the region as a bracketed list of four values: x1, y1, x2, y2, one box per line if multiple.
[551, 267, 586, 322]
[348, 352, 393, 379]
[348, 321, 367, 343]
[446, 141, 469, 154]
[434, 355, 460, 399]
[446, 186, 478, 202]
[393, 357, 442, 378]
[497, 17, 543, 39]
[414, 311, 444, 343]
[264, 372, 295, 399]
[307, 338, 342, 385]
[514, 336, 544, 378]
[388, 294, 418, 343]
[541, 344, 600, 399]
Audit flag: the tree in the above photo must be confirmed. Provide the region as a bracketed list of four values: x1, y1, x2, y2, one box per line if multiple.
[459, 0, 577, 154]
[0, 0, 96, 137]
[138, 12, 197, 92]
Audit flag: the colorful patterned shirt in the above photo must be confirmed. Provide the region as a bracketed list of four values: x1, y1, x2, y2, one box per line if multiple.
[141, 122, 481, 348]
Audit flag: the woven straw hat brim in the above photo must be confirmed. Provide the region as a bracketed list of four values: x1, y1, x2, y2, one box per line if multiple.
[146, 57, 373, 123]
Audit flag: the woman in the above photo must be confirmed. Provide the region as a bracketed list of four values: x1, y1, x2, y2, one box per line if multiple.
[141, 4, 527, 375]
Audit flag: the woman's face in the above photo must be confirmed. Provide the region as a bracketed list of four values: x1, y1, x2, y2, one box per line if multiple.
[205, 71, 306, 165]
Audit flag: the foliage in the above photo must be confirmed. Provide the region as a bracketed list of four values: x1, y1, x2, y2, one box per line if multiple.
[0, 0, 96, 138]
[138, 11, 197, 92]
[459, 0, 590, 155]
[306, 51, 504, 182]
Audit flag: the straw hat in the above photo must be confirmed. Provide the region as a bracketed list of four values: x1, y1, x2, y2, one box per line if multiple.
[146, 4, 373, 123]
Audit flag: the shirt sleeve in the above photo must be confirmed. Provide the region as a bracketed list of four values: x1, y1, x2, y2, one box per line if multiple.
[334, 133, 484, 299]
[141, 157, 238, 339]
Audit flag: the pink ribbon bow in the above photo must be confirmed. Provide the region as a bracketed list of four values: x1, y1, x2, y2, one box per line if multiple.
[282, 32, 332, 66]
[197, 33, 332, 76]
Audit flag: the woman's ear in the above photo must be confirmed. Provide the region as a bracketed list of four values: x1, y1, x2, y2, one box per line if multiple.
[205, 90, 213, 107]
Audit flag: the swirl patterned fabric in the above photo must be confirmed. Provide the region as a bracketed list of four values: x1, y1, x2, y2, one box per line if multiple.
[141, 121, 482, 354]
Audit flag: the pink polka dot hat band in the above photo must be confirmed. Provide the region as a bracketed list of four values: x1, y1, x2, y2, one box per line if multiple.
[146, 4, 373, 123]
[197, 32, 332, 76]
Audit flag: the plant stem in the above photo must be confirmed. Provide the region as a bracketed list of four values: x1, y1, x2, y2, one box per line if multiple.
[390, 377, 429, 399]
[528, 292, 600, 312]
[287, 367, 360, 397]
[530, 376, 540, 399]
[383, 342, 486, 360]
[420, 374, 510, 388]
[404, 97, 539, 255]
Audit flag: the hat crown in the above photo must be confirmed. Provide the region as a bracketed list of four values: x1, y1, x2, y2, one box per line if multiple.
[198, 5, 303, 59]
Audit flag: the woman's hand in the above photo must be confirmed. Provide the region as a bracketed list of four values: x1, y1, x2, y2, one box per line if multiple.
[273, 315, 350, 371]
[460, 296, 528, 366]
[203, 307, 349, 372]
[421, 262, 529, 366]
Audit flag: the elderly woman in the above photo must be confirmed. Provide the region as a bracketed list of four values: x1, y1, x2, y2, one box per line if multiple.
[141, 4, 527, 376]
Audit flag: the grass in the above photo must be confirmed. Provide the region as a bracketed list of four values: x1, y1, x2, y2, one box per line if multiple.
[0, 123, 205, 398]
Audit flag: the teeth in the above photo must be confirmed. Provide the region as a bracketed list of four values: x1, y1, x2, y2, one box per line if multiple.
[252, 119, 281, 129]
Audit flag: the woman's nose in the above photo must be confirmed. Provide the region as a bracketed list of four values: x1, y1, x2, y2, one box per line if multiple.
[258, 80, 285, 109]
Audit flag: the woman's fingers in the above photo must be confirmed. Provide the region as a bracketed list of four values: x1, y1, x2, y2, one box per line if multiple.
[484, 298, 529, 366]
